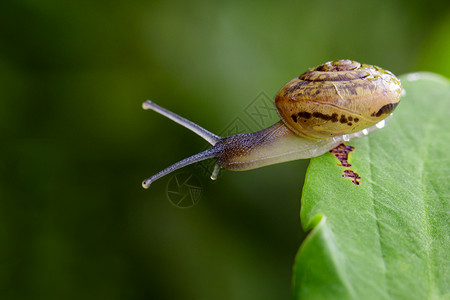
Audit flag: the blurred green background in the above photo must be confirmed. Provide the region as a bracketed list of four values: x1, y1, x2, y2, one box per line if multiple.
[1, 0, 449, 299]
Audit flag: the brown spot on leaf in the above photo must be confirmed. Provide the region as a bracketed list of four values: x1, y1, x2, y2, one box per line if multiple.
[329, 143, 354, 167]
[342, 170, 361, 185]
[330, 143, 361, 185]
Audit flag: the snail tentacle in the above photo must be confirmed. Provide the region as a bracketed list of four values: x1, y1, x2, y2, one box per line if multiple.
[210, 164, 221, 180]
[143, 100, 221, 145]
[142, 148, 220, 189]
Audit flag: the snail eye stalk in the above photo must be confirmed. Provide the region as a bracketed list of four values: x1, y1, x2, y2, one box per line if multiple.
[142, 101, 221, 145]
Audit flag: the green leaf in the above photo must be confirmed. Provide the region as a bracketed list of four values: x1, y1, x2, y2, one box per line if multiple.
[292, 73, 450, 300]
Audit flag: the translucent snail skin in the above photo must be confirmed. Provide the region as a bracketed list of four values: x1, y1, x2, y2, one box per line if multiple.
[142, 60, 402, 188]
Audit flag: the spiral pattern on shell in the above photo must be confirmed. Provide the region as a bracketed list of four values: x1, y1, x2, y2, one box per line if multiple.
[274, 59, 402, 139]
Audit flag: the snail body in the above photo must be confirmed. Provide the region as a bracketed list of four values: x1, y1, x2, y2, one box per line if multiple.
[142, 60, 402, 188]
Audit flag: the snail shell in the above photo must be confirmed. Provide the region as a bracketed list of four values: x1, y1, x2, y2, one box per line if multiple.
[275, 59, 402, 139]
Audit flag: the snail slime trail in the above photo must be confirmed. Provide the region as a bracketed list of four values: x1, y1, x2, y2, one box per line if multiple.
[141, 59, 402, 188]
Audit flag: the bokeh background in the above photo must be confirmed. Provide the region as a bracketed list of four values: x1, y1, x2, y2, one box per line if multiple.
[1, 0, 449, 299]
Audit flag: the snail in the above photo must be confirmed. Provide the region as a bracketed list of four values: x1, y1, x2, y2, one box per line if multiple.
[142, 59, 402, 188]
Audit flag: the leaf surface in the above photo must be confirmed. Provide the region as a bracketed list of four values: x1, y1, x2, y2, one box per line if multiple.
[293, 73, 450, 300]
